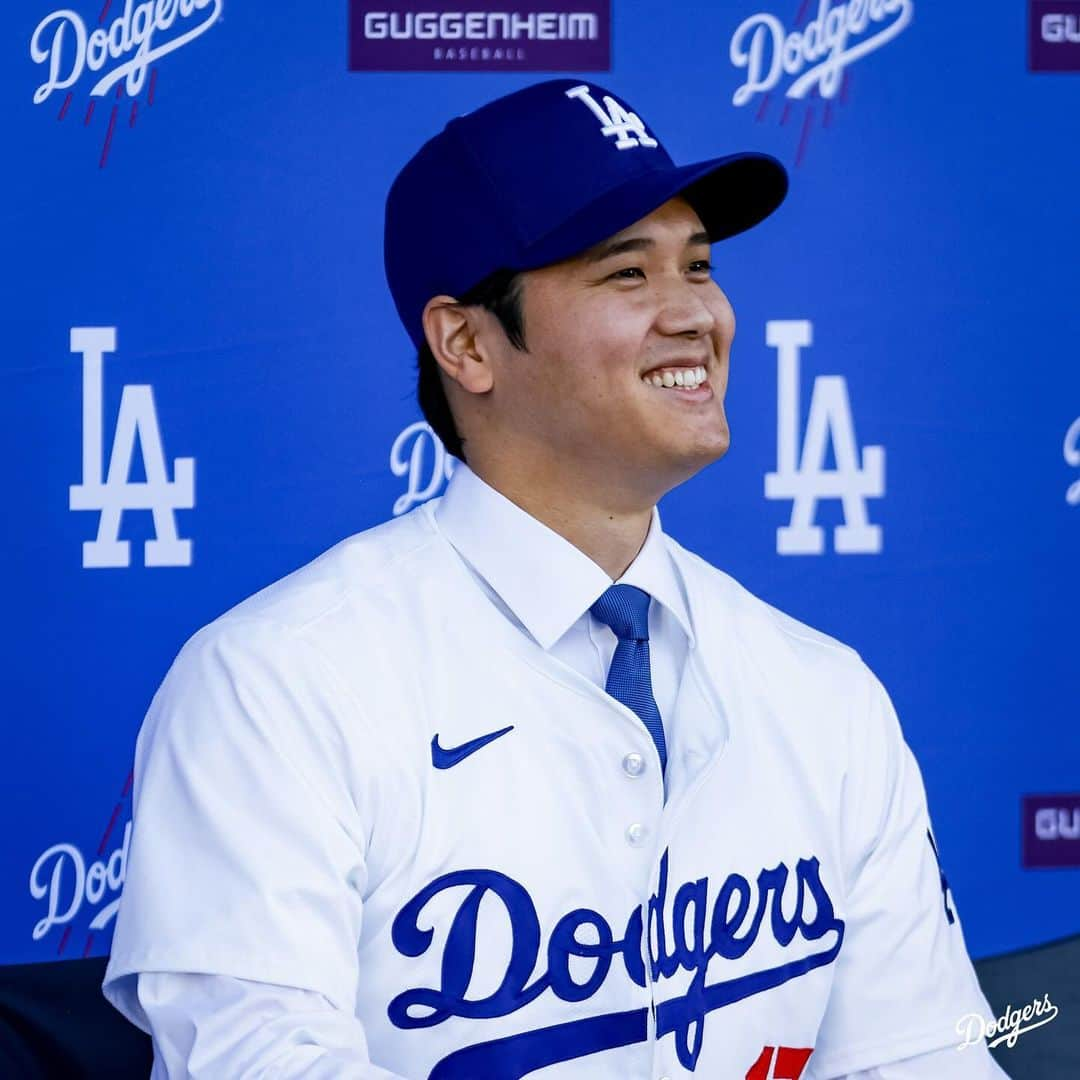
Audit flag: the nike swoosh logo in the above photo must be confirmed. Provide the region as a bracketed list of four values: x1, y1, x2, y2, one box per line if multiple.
[431, 725, 515, 770]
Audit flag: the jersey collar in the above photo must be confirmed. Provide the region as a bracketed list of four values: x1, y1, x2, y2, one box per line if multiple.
[432, 461, 696, 652]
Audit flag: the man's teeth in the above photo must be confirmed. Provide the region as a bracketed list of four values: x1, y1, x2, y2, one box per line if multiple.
[642, 366, 708, 389]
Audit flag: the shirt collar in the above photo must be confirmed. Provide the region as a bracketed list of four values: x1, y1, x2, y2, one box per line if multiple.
[433, 461, 696, 651]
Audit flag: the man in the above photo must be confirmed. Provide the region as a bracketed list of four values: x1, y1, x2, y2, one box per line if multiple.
[103, 79, 1007, 1078]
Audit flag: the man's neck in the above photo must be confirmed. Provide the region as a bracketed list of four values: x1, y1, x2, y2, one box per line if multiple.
[465, 459, 656, 581]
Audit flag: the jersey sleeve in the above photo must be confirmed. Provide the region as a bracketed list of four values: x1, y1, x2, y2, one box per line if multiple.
[832, 1039, 1009, 1079]
[102, 616, 378, 1036]
[809, 667, 997, 1078]
[133, 972, 408, 1078]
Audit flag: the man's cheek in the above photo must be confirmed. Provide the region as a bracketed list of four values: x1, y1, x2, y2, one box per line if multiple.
[716, 303, 735, 340]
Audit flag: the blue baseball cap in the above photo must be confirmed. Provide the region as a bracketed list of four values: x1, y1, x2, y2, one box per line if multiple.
[384, 78, 788, 350]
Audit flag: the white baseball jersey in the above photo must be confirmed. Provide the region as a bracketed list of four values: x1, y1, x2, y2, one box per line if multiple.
[102, 462, 1004, 1079]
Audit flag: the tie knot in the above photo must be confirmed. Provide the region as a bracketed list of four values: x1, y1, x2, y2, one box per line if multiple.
[589, 584, 651, 642]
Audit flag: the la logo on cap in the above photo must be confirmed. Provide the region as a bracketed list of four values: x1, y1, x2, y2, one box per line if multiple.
[565, 84, 659, 150]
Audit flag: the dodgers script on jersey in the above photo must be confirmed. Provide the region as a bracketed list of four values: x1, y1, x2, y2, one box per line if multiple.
[102, 484, 995, 1078]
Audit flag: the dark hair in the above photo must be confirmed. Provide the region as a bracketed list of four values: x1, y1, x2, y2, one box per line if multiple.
[417, 268, 525, 463]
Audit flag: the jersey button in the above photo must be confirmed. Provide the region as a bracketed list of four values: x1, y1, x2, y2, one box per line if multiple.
[622, 752, 645, 777]
[625, 822, 648, 846]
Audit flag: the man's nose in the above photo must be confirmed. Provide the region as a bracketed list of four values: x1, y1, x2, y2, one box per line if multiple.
[654, 278, 716, 338]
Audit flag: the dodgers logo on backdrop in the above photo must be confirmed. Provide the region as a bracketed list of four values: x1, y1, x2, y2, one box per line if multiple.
[764, 320, 885, 555]
[30, 0, 223, 166]
[388, 849, 844, 1076]
[1064, 415, 1080, 504]
[729, 0, 914, 106]
[565, 84, 658, 150]
[29, 821, 130, 943]
[69, 327, 195, 568]
[391, 420, 455, 516]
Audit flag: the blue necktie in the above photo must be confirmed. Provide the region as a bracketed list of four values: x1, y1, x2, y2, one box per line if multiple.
[589, 584, 667, 773]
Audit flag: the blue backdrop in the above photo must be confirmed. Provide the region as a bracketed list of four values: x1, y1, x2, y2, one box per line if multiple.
[4, 0, 1078, 972]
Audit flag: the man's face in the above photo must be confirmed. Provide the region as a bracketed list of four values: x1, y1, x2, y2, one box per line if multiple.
[483, 197, 735, 498]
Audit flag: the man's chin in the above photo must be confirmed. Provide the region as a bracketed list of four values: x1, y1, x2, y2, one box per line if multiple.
[688, 437, 730, 474]
[685, 421, 731, 463]
[641, 432, 730, 491]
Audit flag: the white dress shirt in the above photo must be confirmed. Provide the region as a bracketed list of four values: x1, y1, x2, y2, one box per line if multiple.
[109, 462, 1008, 1079]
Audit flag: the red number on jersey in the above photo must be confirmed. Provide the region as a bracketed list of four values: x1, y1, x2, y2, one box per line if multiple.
[745, 1044, 814, 1079]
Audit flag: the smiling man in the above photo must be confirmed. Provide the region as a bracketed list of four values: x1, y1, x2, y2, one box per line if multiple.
[419, 201, 730, 579]
[102, 80, 1007, 1079]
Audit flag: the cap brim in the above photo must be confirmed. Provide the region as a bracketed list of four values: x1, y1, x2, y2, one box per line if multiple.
[517, 152, 788, 271]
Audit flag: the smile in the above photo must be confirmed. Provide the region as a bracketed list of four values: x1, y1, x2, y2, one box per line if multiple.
[641, 365, 712, 398]
[642, 365, 707, 388]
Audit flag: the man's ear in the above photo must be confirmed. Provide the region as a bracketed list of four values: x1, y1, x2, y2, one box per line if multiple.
[422, 296, 495, 395]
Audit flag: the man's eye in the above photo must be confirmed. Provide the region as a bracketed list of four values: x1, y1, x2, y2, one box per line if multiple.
[610, 267, 645, 280]
[688, 260, 713, 274]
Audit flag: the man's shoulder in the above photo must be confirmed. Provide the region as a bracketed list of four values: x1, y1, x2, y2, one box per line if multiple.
[229, 504, 440, 624]
[133, 510, 452, 773]
[664, 533, 865, 673]
[182, 504, 446, 666]
[665, 536, 892, 754]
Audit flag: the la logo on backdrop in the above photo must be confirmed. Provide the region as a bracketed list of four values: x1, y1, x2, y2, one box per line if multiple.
[29, 0, 223, 167]
[764, 321, 885, 555]
[69, 327, 195, 568]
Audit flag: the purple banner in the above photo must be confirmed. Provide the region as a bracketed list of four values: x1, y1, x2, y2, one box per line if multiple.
[1029, 1, 1080, 71]
[1022, 794, 1080, 867]
[348, 1, 610, 71]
